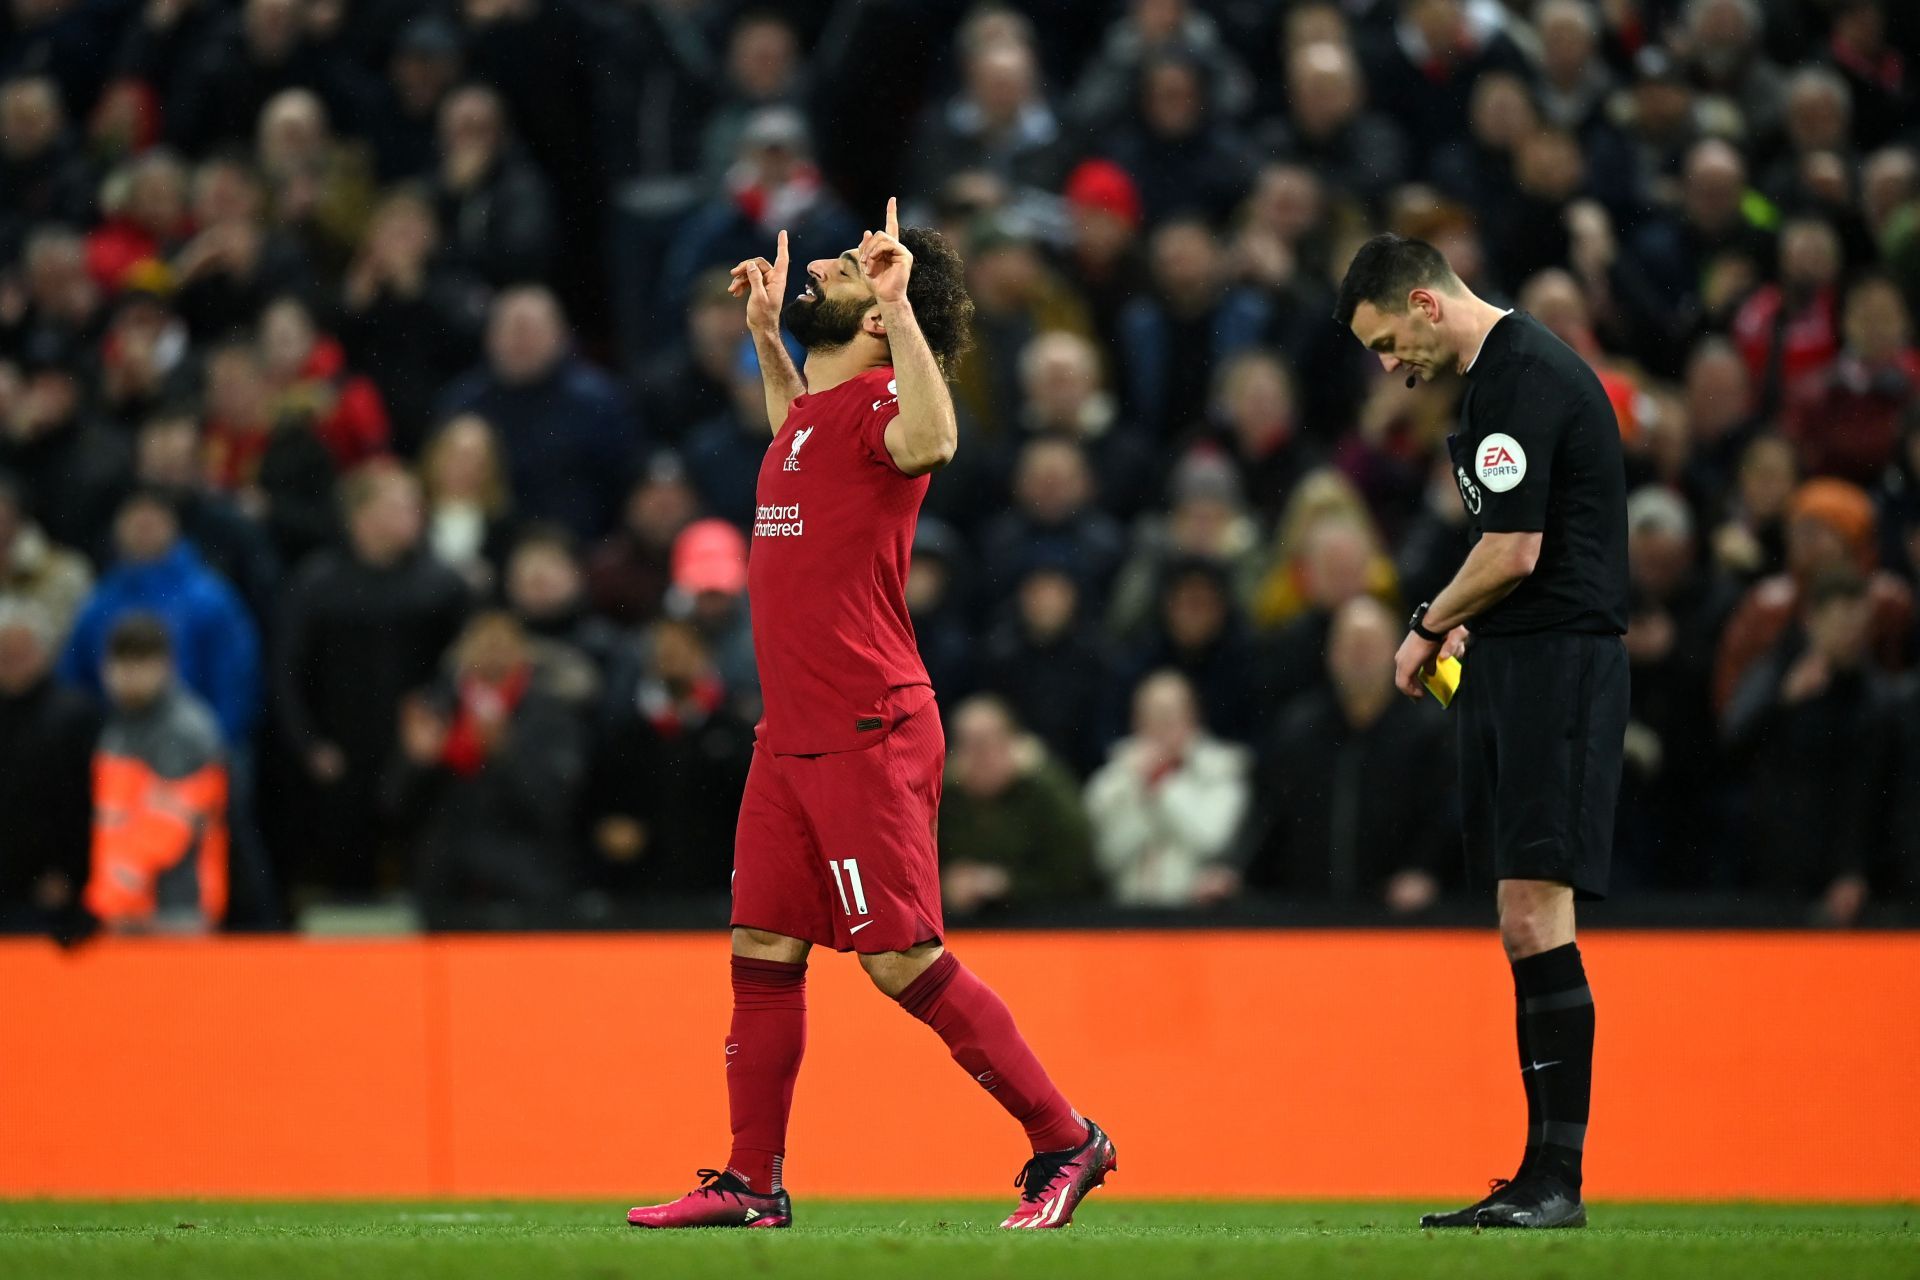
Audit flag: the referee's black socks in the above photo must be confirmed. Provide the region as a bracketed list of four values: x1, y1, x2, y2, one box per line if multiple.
[1511, 942, 1594, 1191]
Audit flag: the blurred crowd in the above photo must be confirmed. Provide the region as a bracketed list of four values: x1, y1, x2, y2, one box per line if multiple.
[4, 0, 1920, 934]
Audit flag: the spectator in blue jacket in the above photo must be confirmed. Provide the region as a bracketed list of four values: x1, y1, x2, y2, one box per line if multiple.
[434, 286, 641, 541]
[1116, 218, 1270, 441]
[59, 489, 260, 746]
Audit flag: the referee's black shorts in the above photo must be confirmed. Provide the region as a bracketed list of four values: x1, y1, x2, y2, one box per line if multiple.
[1457, 631, 1629, 900]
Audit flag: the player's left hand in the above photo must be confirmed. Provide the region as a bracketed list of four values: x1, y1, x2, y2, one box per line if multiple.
[1395, 629, 1443, 699]
[857, 197, 912, 305]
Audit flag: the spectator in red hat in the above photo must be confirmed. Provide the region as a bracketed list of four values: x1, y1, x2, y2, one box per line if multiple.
[668, 517, 757, 718]
[1061, 159, 1146, 355]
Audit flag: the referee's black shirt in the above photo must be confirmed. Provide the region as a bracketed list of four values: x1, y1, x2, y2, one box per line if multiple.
[1448, 311, 1628, 637]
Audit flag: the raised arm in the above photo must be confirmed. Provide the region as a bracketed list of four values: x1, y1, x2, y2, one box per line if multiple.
[729, 229, 806, 434]
[860, 198, 958, 476]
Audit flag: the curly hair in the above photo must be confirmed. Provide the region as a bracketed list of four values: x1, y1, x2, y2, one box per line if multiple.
[900, 227, 975, 374]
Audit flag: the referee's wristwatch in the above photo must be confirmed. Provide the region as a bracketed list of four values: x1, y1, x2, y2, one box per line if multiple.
[1408, 602, 1443, 643]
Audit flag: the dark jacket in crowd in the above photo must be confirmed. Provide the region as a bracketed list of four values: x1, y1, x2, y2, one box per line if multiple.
[682, 409, 768, 528]
[0, 411, 131, 558]
[1258, 111, 1411, 214]
[164, 14, 346, 152]
[1126, 620, 1266, 745]
[910, 96, 1072, 198]
[0, 128, 94, 263]
[1615, 573, 1742, 890]
[401, 665, 590, 917]
[1724, 643, 1901, 897]
[435, 355, 641, 540]
[587, 672, 753, 897]
[1101, 119, 1254, 228]
[455, 0, 610, 237]
[939, 754, 1098, 906]
[273, 546, 471, 767]
[336, 267, 488, 455]
[432, 151, 558, 289]
[173, 231, 318, 342]
[584, 529, 674, 629]
[978, 509, 1127, 610]
[1115, 288, 1270, 441]
[1889, 679, 1920, 899]
[155, 487, 282, 624]
[1258, 608, 1336, 718]
[1239, 689, 1456, 900]
[1361, 22, 1531, 161]
[0, 675, 99, 929]
[978, 619, 1118, 778]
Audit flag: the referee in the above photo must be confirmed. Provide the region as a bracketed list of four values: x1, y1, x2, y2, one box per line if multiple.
[1335, 235, 1628, 1230]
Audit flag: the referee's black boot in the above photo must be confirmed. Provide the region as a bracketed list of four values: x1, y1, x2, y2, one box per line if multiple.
[1418, 1174, 1526, 1229]
[1471, 1171, 1587, 1229]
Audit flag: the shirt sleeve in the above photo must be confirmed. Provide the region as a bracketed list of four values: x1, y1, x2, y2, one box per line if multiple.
[859, 376, 906, 471]
[1471, 356, 1556, 534]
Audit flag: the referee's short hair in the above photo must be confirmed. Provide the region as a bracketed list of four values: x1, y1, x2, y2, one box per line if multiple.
[1334, 234, 1465, 327]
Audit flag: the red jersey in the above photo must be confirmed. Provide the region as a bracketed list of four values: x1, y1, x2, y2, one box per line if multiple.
[748, 365, 933, 755]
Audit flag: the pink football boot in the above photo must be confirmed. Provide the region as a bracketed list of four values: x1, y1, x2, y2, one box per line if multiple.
[626, 1169, 792, 1229]
[999, 1120, 1118, 1229]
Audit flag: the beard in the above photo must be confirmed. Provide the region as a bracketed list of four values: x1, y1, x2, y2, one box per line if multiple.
[781, 293, 868, 352]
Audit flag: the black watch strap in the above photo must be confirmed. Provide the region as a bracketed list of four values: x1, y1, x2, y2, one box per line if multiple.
[1408, 602, 1442, 642]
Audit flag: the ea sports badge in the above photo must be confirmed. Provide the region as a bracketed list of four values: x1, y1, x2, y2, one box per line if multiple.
[1476, 433, 1527, 492]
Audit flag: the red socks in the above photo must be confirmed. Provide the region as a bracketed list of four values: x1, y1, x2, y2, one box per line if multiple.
[725, 955, 807, 1193]
[721, 949, 1082, 1191]
[895, 951, 1087, 1155]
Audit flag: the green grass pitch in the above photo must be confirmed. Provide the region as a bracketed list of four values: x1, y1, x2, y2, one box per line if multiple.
[0, 1200, 1913, 1279]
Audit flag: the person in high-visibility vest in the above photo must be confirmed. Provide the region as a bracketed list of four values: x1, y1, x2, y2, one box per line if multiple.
[84, 613, 228, 932]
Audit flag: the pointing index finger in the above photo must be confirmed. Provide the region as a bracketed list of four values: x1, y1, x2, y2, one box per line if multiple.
[885, 196, 899, 240]
[775, 229, 788, 269]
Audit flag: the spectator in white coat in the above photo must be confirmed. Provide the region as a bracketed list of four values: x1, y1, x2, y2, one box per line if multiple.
[1085, 668, 1250, 907]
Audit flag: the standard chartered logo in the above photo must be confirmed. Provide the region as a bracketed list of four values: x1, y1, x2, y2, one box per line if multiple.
[754, 503, 804, 537]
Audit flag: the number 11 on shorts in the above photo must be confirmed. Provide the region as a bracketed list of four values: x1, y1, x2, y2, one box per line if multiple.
[828, 858, 870, 917]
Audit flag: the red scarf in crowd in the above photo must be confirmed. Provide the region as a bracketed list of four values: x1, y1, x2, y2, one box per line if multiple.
[442, 665, 531, 776]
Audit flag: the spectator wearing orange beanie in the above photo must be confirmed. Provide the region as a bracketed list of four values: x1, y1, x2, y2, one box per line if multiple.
[1712, 477, 1913, 719]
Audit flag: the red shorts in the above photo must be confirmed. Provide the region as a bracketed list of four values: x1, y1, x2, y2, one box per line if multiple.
[731, 696, 945, 954]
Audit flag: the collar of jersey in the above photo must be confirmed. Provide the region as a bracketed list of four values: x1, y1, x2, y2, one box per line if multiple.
[1463, 309, 1516, 376]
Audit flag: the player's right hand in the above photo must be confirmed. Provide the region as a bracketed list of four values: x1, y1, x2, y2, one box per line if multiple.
[728, 229, 788, 333]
